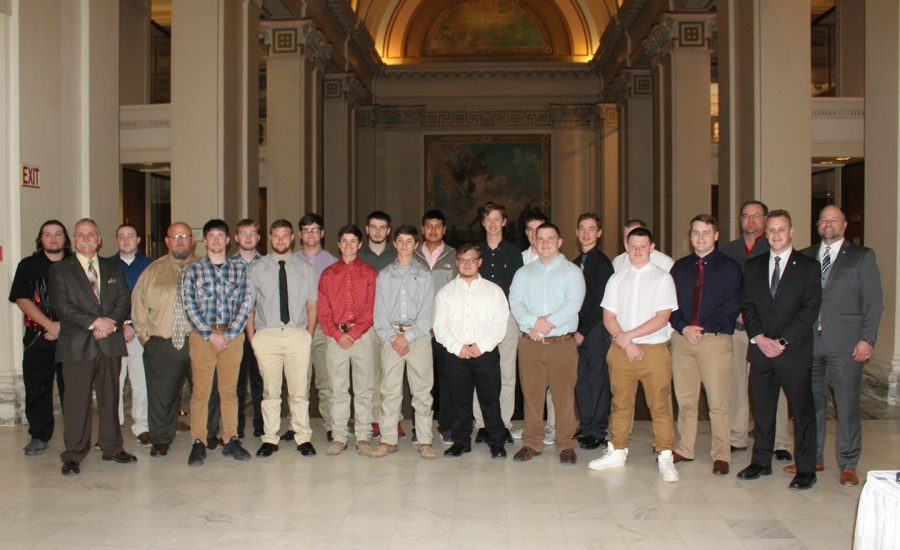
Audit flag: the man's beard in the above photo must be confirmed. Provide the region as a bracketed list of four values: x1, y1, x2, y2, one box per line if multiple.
[272, 245, 291, 255]
[43, 247, 63, 255]
[172, 250, 190, 260]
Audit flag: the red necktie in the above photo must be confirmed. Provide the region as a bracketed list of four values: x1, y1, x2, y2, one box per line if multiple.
[690, 258, 704, 326]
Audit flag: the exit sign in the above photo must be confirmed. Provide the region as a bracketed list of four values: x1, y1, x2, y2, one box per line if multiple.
[22, 164, 40, 188]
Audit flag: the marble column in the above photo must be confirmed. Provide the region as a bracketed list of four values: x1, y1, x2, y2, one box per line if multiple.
[646, 13, 715, 258]
[170, 0, 259, 232]
[599, 103, 620, 258]
[262, 20, 330, 228]
[613, 69, 655, 232]
[864, 0, 900, 404]
[0, 2, 16, 426]
[323, 74, 369, 226]
[550, 104, 602, 233]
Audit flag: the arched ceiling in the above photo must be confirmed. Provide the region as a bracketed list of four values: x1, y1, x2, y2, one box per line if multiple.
[353, 0, 619, 65]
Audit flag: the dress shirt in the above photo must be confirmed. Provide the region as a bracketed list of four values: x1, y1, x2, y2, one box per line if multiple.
[318, 257, 376, 341]
[295, 248, 338, 279]
[183, 256, 253, 340]
[478, 240, 523, 297]
[75, 253, 101, 298]
[419, 243, 445, 269]
[373, 260, 434, 344]
[509, 254, 586, 336]
[111, 252, 152, 290]
[601, 262, 677, 344]
[522, 248, 539, 265]
[818, 238, 844, 264]
[359, 241, 397, 272]
[434, 275, 509, 356]
[576, 246, 615, 337]
[131, 254, 196, 344]
[229, 251, 262, 267]
[248, 253, 317, 330]
[669, 249, 742, 335]
[612, 249, 674, 273]
[769, 247, 793, 282]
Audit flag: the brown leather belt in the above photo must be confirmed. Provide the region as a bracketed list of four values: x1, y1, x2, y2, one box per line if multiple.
[209, 324, 228, 334]
[392, 323, 412, 333]
[521, 332, 575, 344]
[337, 323, 356, 333]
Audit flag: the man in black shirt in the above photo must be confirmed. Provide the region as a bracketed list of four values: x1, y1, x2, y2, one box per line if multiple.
[9, 220, 71, 455]
[475, 202, 523, 443]
[573, 213, 614, 450]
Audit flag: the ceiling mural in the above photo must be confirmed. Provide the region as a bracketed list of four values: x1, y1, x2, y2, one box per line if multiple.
[422, 0, 551, 57]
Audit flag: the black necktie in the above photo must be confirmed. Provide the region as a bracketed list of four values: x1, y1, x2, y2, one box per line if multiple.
[770, 256, 781, 298]
[278, 260, 290, 324]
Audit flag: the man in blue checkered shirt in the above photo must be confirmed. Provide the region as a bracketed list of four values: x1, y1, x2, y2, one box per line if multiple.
[182, 219, 254, 466]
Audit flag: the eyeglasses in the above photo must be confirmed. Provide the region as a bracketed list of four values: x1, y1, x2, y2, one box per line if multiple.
[740, 213, 764, 220]
[168, 234, 192, 240]
[456, 257, 480, 265]
[301, 227, 321, 234]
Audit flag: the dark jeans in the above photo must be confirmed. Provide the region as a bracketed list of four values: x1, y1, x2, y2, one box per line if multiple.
[22, 334, 64, 442]
[237, 335, 263, 435]
[144, 337, 191, 445]
[447, 348, 503, 446]
[431, 339, 455, 433]
[575, 326, 611, 439]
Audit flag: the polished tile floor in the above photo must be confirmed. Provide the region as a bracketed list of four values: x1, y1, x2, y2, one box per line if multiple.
[1, 417, 898, 549]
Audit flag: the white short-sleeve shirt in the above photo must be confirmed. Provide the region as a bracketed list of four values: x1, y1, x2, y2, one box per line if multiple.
[601, 262, 678, 344]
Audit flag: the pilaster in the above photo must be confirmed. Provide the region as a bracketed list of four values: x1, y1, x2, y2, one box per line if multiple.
[323, 73, 370, 227]
[611, 69, 654, 234]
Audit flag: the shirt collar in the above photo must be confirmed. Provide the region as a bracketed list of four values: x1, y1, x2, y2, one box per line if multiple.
[820, 239, 843, 258]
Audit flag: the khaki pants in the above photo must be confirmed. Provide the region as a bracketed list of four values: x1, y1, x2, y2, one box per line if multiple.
[326, 329, 375, 443]
[252, 327, 313, 445]
[189, 331, 244, 442]
[672, 333, 732, 461]
[608, 342, 675, 451]
[308, 325, 333, 431]
[518, 336, 578, 452]
[372, 340, 384, 422]
[379, 336, 433, 445]
[474, 313, 518, 429]
[730, 330, 791, 450]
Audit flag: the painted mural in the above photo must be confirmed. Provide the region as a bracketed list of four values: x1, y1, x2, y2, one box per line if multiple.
[423, 0, 550, 56]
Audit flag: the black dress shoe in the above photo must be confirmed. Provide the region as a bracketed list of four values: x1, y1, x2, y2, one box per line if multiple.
[253, 429, 264, 438]
[730, 445, 747, 452]
[237, 431, 246, 439]
[503, 429, 513, 444]
[102, 451, 138, 463]
[489, 444, 507, 459]
[443, 443, 471, 457]
[280, 430, 296, 441]
[297, 442, 317, 456]
[188, 439, 207, 466]
[736, 463, 773, 480]
[475, 428, 488, 443]
[574, 429, 584, 442]
[256, 442, 279, 457]
[61, 460, 80, 475]
[326, 430, 333, 442]
[789, 472, 817, 490]
[223, 437, 251, 461]
[775, 450, 793, 462]
[579, 435, 604, 450]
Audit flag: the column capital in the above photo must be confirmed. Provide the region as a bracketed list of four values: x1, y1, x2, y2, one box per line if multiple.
[643, 12, 715, 58]
[610, 69, 653, 102]
[260, 19, 333, 69]
[324, 73, 371, 106]
[599, 103, 619, 129]
[549, 104, 601, 129]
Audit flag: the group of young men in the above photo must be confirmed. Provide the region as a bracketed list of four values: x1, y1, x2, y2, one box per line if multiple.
[10, 199, 881, 491]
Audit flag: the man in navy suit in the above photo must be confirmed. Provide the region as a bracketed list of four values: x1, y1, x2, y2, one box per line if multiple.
[797, 205, 882, 486]
[49, 218, 135, 475]
[736, 209, 821, 490]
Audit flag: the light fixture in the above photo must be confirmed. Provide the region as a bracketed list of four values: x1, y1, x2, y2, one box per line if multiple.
[836, 156, 850, 161]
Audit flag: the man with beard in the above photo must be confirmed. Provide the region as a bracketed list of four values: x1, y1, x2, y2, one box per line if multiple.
[10, 220, 71, 455]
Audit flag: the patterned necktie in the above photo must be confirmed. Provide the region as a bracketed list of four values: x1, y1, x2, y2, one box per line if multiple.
[279, 260, 290, 324]
[172, 263, 187, 350]
[770, 256, 781, 298]
[87, 259, 100, 300]
[821, 246, 831, 276]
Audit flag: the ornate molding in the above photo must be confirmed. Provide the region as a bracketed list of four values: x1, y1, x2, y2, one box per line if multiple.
[120, 119, 170, 130]
[599, 103, 619, 128]
[549, 104, 601, 128]
[379, 65, 595, 81]
[322, 0, 384, 77]
[260, 20, 333, 69]
[357, 106, 579, 130]
[590, 0, 652, 73]
[324, 73, 371, 106]
[644, 13, 715, 58]
[609, 69, 653, 102]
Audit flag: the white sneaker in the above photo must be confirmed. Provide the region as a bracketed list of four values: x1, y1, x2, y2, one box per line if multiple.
[543, 429, 556, 446]
[510, 427, 523, 440]
[657, 450, 680, 482]
[588, 442, 628, 471]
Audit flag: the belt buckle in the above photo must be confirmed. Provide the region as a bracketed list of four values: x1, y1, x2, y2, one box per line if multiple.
[392, 323, 411, 333]
[338, 323, 355, 333]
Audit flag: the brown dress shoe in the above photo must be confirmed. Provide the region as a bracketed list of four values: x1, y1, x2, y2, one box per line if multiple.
[150, 443, 169, 456]
[176, 420, 191, 432]
[136, 432, 152, 446]
[672, 451, 693, 463]
[513, 446, 541, 462]
[712, 460, 729, 475]
[206, 437, 224, 450]
[840, 468, 859, 486]
[559, 448, 577, 464]
[783, 463, 825, 474]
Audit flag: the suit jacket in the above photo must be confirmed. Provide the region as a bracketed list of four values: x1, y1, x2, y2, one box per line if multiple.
[801, 240, 883, 353]
[49, 255, 130, 362]
[741, 249, 821, 367]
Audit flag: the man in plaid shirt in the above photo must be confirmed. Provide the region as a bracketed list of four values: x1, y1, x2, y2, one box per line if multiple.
[182, 219, 254, 466]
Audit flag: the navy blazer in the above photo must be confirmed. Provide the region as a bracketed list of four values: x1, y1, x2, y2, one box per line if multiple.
[49, 255, 130, 362]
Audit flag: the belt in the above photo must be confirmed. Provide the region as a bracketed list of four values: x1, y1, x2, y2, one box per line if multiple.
[392, 323, 412, 333]
[337, 323, 356, 333]
[209, 324, 228, 334]
[521, 332, 575, 344]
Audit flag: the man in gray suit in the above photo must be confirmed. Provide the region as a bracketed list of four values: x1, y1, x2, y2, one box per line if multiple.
[797, 205, 882, 486]
[49, 218, 135, 475]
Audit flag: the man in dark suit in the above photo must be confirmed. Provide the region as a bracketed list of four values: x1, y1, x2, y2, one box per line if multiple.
[736, 209, 821, 490]
[49, 218, 136, 475]
[795, 205, 882, 486]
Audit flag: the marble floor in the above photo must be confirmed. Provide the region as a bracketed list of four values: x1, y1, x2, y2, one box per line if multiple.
[1, 418, 898, 550]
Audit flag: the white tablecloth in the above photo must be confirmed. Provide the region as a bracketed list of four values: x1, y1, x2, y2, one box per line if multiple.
[855, 470, 900, 549]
